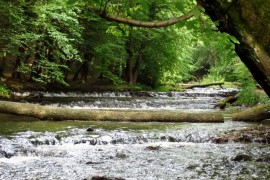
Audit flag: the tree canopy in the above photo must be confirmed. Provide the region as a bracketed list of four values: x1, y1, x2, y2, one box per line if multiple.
[0, 0, 268, 102]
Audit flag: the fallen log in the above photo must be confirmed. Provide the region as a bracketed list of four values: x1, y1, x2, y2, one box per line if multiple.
[232, 104, 270, 122]
[0, 101, 224, 123]
[214, 95, 238, 109]
[181, 82, 224, 89]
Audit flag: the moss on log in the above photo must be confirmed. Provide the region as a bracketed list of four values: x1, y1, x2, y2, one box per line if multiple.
[232, 104, 270, 122]
[0, 101, 224, 123]
[214, 96, 237, 109]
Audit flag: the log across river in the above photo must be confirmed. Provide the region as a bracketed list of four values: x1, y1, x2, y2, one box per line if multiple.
[1, 88, 270, 122]
[0, 101, 224, 122]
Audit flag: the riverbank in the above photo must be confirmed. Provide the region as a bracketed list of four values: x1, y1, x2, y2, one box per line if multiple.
[1, 78, 148, 92]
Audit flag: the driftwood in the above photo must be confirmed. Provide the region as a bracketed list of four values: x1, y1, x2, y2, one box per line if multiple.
[181, 82, 224, 89]
[0, 101, 224, 123]
[232, 104, 270, 122]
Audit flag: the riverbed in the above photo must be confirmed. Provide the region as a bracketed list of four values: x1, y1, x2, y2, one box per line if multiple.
[0, 88, 269, 179]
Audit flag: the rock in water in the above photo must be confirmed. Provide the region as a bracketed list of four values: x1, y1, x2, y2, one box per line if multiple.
[86, 128, 94, 132]
[231, 154, 252, 162]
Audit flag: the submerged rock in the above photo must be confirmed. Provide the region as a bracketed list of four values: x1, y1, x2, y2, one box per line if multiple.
[231, 154, 252, 162]
[213, 126, 270, 144]
[0, 150, 14, 158]
[115, 152, 128, 159]
[256, 153, 270, 162]
[0, 143, 15, 158]
[145, 145, 161, 151]
[86, 128, 94, 132]
[85, 161, 103, 165]
[90, 176, 125, 180]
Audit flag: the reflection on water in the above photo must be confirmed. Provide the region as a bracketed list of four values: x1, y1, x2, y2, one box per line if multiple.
[0, 113, 269, 180]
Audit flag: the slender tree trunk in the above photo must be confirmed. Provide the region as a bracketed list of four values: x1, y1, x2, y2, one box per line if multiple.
[30, 46, 43, 81]
[80, 60, 89, 82]
[125, 38, 133, 84]
[132, 54, 142, 84]
[12, 47, 25, 80]
[126, 55, 133, 84]
[0, 54, 6, 77]
[73, 61, 89, 82]
[73, 53, 93, 82]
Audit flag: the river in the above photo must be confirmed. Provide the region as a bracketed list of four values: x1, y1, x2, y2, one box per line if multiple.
[0, 88, 269, 179]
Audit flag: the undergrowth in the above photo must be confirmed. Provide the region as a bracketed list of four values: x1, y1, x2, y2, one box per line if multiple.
[0, 84, 10, 98]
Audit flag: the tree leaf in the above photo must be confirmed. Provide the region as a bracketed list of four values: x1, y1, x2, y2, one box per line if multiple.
[226, 34, 240, 44]
[67, 0, 78, 5]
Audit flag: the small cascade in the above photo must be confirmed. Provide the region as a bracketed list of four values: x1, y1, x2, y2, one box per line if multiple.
[0, 121, 262, 157]
[12, 88, 238, 110]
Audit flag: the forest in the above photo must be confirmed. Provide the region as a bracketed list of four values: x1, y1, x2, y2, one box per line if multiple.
[0, 0, 268, 106]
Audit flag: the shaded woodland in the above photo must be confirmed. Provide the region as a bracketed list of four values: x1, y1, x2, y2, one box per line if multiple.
[0, 0, 269, 106]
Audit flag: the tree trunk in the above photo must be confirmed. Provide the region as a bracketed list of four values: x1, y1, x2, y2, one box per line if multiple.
[73, 53, 93, 82]
[197, 0, 270, 97]
[126, 55, 133, 84]
[132, 54, 142, 84]
[12, 47, 25, 79]
[0, 54, 6, 77]
[232, 104, 270, 122]
[0, 101, 224, 123]
[125, 38, 133, 84]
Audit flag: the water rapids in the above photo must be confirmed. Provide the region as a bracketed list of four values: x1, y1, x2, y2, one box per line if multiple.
[0, 88, 269, 179]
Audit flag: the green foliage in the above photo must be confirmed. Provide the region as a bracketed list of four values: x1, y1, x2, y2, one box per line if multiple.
[0, 0, 82, 85]
[0, 0, 267, 100]
[233, 62, 269, 106]
[31, 59, 69, 86]
[0, 84, 10, 98]
[237, 82, 260, 106]
[191, 31, 240, 82]
[201, 72, 225, 83]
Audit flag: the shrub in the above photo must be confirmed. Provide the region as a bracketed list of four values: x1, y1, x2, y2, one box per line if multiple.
[0, 84, 10, 98]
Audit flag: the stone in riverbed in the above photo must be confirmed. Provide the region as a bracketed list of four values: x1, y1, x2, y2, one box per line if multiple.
[86, 176, 125, 180]
[256, 153, 270, 162]
[231, 153, 252, 162]
[86, 128, 94, 132]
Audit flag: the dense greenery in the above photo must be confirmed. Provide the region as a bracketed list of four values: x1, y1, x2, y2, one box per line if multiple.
[0, 0, 268, 104]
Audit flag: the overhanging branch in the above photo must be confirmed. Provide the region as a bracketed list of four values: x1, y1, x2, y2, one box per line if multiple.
[89, 6, 196, 28]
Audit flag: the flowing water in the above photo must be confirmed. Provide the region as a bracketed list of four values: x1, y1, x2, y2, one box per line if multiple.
[12, 88, 238, 110]
[0, 88, 269, 180]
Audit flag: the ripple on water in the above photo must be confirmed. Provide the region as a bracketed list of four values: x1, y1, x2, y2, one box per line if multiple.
[0, 120, 269, 180]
